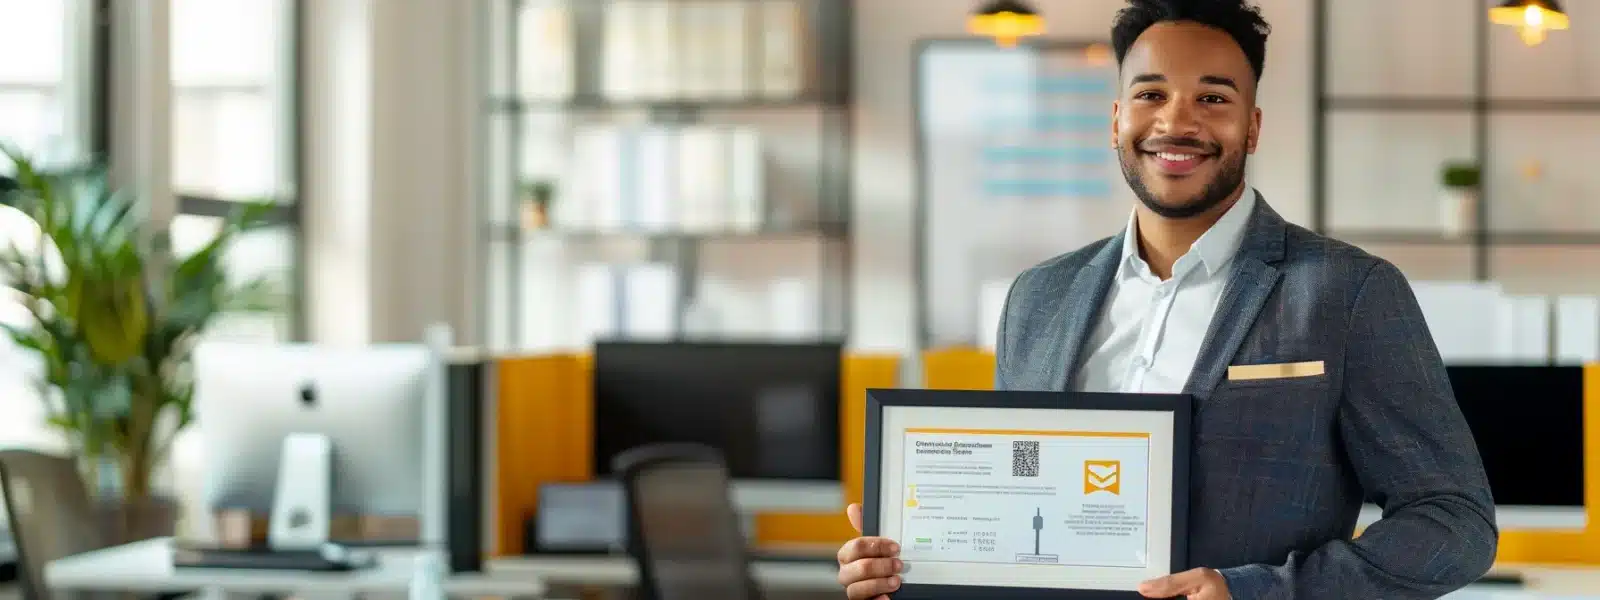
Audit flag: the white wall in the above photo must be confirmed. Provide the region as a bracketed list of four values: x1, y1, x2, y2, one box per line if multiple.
[302, 0, 479, 346]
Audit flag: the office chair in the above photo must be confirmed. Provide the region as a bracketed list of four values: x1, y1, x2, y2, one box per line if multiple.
[0, 449, 191, 600]
[612, 443, 764, 600]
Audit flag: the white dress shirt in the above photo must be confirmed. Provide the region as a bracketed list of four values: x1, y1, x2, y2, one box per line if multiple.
[1072, 189, 1257, 394]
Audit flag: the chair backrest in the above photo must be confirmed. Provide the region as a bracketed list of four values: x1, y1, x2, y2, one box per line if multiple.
[613, 443, 762, 600]
[0, 449, 102, 600]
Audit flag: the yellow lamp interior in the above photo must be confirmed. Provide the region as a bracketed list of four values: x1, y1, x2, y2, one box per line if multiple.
[1489, 3, 1570, 46]
[969, 11, 1044, 47]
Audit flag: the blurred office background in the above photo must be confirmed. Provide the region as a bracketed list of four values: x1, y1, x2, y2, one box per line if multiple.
[0, 0, 1596, 598]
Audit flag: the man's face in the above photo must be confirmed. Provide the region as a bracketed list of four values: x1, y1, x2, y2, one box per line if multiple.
[1112, 21, 1261, 219]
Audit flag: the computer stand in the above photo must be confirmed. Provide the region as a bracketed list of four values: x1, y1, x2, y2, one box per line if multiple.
[268, 432, 334, 550]
[1474, 572, 1526, 586]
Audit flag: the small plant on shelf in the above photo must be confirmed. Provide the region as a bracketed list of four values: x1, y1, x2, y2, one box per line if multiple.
[1438, 161, 1480, 238]
[520, 179, 556, 230]
[1442, 162, 1481, 190]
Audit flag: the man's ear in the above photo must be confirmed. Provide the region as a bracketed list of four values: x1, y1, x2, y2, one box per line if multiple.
[1247, 106, 1261, 154]
[1111, 101, 1122, 148]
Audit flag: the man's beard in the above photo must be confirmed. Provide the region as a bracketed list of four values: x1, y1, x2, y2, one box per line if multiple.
[1118, 147, 1248, 219]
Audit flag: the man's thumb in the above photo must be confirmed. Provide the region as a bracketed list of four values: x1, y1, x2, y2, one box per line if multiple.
[846, 502, 863, 533]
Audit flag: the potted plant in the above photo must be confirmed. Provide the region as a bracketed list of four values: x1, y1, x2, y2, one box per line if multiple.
[1439, 161, 1480, 238]
[0, 146, 282, 543]
[520, 179, 556, 230]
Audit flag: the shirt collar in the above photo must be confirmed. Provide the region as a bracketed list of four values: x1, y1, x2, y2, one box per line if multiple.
[1118, 187, 1258, 279]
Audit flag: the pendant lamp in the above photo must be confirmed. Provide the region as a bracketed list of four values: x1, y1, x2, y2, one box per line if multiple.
[1490, 0, 1570, 46]
[969, 0, 1044, 47]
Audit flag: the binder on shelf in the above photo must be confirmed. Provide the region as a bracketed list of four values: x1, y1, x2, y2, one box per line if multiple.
[1496, 294, 1552, 363]
[517, 0, 574, 101]
[1555, 295, 1600, 364]
[769, 278, 818, 339]
[562, 124, 766, 234]
[602, 1, 644, 101]
[758, 0, 804, 99]
[575, 263, 681, 342]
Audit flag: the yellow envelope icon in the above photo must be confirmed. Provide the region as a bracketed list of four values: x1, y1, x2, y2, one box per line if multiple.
[1084, 460, 1121, 495]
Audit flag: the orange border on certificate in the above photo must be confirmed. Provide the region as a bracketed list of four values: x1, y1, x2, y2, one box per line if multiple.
[905, 427, 1151, 438]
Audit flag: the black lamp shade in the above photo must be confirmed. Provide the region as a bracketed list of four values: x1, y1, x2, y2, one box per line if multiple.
[1496, 0, 1563, 12]
[975, 0, 1039, 17]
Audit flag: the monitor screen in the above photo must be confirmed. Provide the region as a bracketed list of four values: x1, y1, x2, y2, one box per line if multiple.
[1447, 365, 1585, 507]
[592, 340, 843, 481]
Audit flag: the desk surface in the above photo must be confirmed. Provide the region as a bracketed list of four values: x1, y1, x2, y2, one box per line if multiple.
[489, 554, 839, 590]
[491, 555, 1600, 599]
[47, 538, 546, 597]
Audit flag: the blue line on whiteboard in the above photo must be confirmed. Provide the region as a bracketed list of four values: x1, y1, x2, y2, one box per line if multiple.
[982, 146, 1112, 163]
[984, 179, 1113, 197]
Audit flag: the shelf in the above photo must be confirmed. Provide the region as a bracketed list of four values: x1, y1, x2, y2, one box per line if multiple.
[1326, 97, 1600, 112]
[1328, 230, 1479, 245]
[489, 95, 848, 113]
[484, 222, 850, 241]
[1330, 230, 1600, 246]
[1487, 232, 1600, 246]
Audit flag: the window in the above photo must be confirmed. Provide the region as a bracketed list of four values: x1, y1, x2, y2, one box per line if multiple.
[0, 0, 90, 451]
[170, 0, 299, 341]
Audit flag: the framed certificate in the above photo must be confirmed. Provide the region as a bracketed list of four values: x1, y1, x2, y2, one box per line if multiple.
[863, 388, 1192, 599]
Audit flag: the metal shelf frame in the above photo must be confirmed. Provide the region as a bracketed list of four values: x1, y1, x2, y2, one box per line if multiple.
[1311, 0, 1600, 281]
[480, 0, 856, 349]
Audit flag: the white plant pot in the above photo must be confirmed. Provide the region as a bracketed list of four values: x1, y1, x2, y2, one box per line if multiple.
[1439, 187, 1477, 238]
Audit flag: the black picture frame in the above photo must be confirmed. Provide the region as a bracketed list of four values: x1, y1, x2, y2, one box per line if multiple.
[863, 388, 1193, 600]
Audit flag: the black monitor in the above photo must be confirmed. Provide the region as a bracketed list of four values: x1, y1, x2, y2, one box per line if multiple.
[1448, 365, 1586, 528]
[591, 339, 844, 512]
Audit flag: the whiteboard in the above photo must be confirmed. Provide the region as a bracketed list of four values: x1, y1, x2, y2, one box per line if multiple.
[915, 40, 1133, 348]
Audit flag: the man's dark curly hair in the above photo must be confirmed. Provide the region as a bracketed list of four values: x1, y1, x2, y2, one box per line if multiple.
[1110, 0, 1272, 82]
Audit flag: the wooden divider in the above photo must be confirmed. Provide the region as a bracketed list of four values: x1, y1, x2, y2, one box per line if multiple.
[921, 351, 1600, 565]
[922, 347, 998, 390]
[491, 352, 900, 556]
[492, 353, 593, 556]
[1494, 363, 1600, 565]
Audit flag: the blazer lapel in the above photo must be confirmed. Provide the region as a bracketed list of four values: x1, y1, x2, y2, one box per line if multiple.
[1053, 236, 1122, 391]
[1183, 194, 1288, 398]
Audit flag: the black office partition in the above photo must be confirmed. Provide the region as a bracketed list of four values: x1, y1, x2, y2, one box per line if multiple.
[445, 356, 488, 573]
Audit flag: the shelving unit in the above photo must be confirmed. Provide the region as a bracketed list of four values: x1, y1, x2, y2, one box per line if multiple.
[1311, 0, 1600, 280]
[480, 0, 854, 350]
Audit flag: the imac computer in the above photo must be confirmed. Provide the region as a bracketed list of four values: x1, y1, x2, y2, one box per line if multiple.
[1358, 365, 1587, 530]
[592, 339, 844, 514]
[192, 339, 448, 555]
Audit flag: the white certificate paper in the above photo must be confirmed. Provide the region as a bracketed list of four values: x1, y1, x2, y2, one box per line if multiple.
[899, 428, 1151, 569]
[872, 400, 1179, 592]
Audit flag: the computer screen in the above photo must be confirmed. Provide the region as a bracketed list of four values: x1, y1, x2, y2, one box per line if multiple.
[1447, 365, 1585, 507]
[592, 340, 842, 481]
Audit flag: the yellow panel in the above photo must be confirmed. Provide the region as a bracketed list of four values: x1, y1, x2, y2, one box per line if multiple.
[492, 353, 591, 556]
[753, 354, 901, 546]
[1493, 363, 1600, 565]
[923, 347, 997, 390]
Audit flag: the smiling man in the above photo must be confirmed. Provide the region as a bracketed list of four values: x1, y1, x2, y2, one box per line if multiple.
[834, 1, 1500, 599]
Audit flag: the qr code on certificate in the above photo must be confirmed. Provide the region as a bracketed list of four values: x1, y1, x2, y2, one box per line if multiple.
[1012, 440, 1040, 477]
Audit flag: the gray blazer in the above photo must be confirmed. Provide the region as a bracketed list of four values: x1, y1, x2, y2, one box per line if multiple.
[994, 193, 1499, 599]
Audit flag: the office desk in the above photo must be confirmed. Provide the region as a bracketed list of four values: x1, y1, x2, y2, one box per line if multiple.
[489, 555, 840, 599]
[491, 555, 1600, 600]
[47, 538, 547, 599]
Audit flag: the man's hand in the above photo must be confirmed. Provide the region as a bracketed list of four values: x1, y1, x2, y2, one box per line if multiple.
[1139, 568, 1231, 599]
[836, 502, 903, 600]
